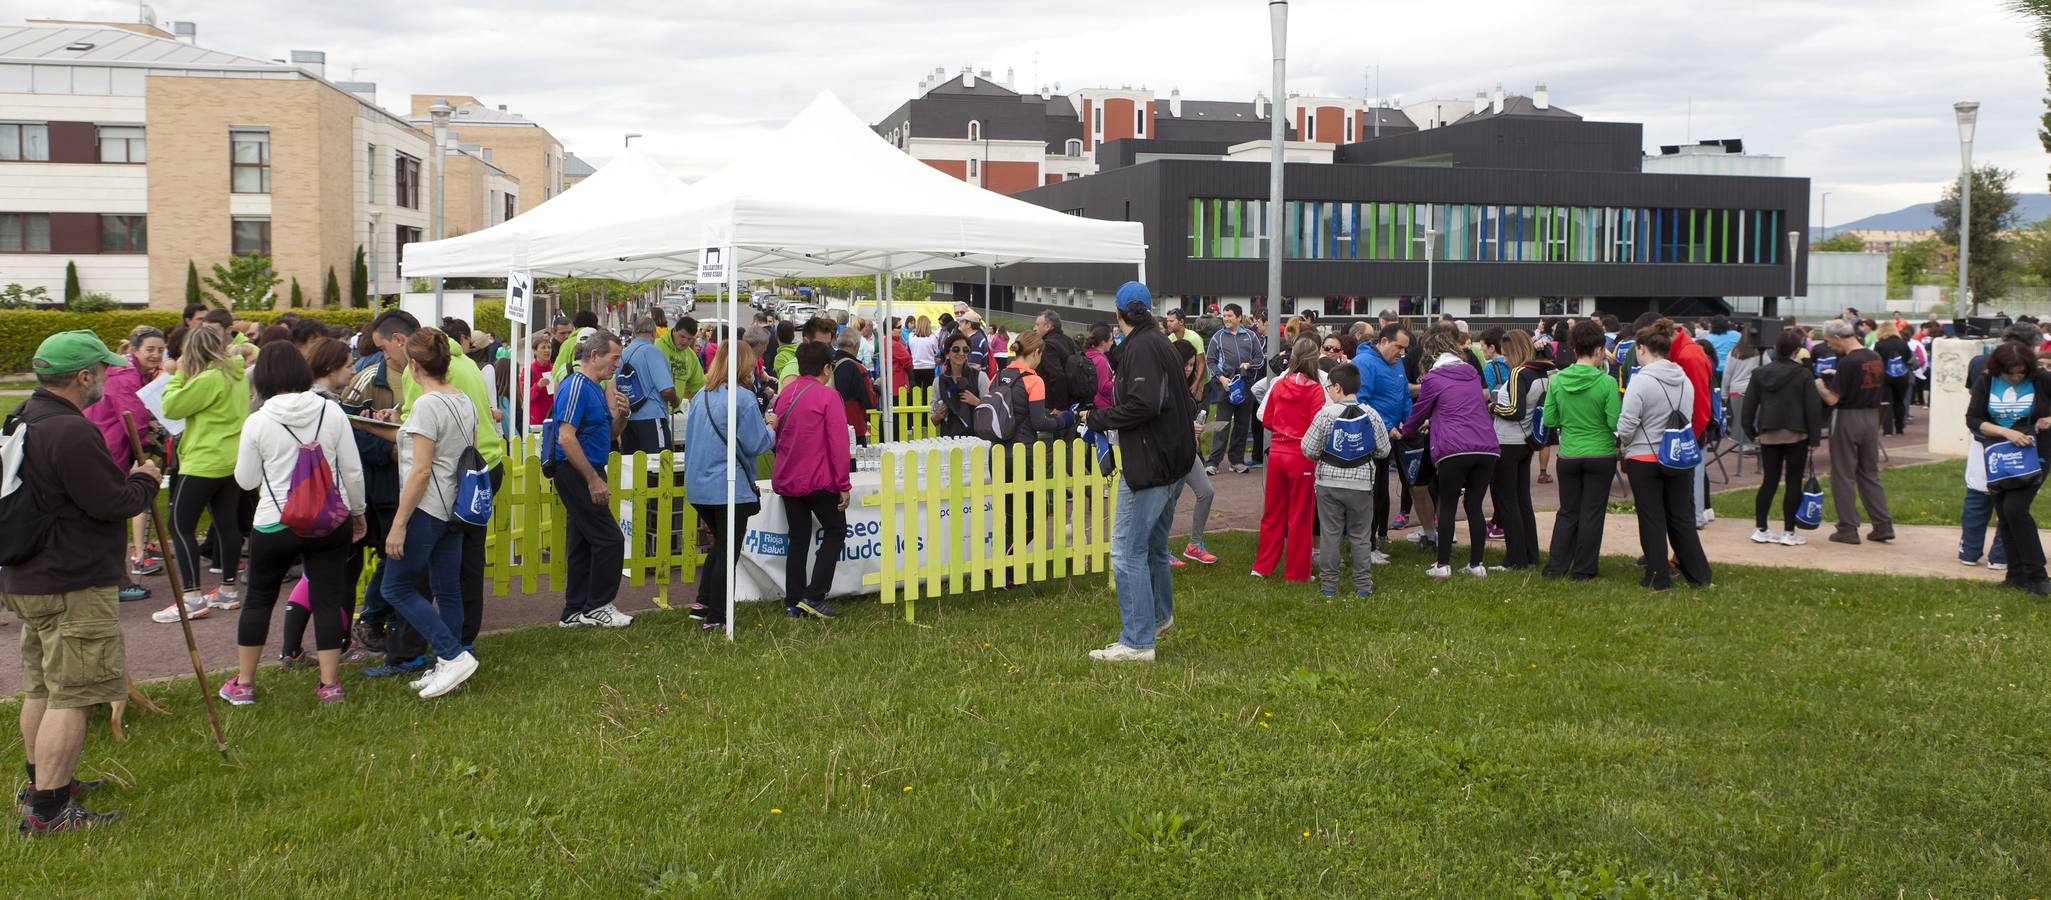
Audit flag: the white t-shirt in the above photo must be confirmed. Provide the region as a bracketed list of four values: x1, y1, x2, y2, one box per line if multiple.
[400, 391, 476, 522]
[909, 334, 939, 369]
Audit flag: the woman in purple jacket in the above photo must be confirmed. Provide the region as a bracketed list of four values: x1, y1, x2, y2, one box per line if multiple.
[771, 341, 853, 620]
[1085, 324, 1116, 410]
[1394, 326, 1501, 580]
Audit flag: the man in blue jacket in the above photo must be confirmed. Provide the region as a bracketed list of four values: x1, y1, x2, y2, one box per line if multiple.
[1203, 304, 1264, 474]
[1354, 323, 1412, 554]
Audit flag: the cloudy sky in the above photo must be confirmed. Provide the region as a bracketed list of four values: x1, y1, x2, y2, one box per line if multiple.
[27, 0, 2049, 225]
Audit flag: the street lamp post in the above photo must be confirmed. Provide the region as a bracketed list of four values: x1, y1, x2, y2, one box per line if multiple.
[624, 132, 643, 148]
[1266, 0, 1287, 340]
[428, 99, 453, 321]
[1820, 191, 1831, 240]
[1955, 101, 1979, 314]
[1424, 225, 1437, 317]
[1787, 230, 1800, 311]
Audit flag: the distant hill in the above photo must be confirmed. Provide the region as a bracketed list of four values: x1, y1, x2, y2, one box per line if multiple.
[1821, 193, 2051, 235]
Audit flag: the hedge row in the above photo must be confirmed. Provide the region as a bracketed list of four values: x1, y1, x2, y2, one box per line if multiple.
[0, 308, 378, 373]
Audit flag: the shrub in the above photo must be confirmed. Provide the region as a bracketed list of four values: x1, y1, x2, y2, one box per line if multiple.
[0, 284, 49, 310]
[184, 260, 207, 307]
[350, 247, 368, 308]
[206, 255, 282, 311]
[63, 261, 81, 303]
[471, 298, 508, 343]
[324, 267, 342, 308]
[0, 307, 378, 372]
[289, 278, 305, 308]
[67, 293, 118, 313]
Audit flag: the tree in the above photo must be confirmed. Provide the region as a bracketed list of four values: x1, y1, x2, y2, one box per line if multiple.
[1934, 164, 2021, 309]
[185, 260, 208, 307]
[289, 277, 304, 308]
[1813, 233, 1865, 253]
[0, 284, 49, 309]
[2006, 3, 2051, 186]
[67, 293, 117, 313]
[1886, 237, 1943, 298]
[63, 260, 81, 303]
[350, 246, 368, 308]
[204, 255, 283, 311]
[323, 266, 342, 307]
[2011, 218, 2051, 288]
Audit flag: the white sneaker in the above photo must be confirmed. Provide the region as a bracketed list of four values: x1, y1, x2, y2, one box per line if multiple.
[1154, 616, 1174, 639]
[588, 603, 634, 627]
[151, 594, 210, 624]
[1960, 558, 1980, 567]
[1750, 529, 1774, 544]
[1463, 565, 1489, 579]
[1405, 531, 1430, 545]
[1427, 564, 1451, 580]
[1777, 532, 1806, 547]
[1087, 642, 1155, 662]
[416, 652, 479, 699]
[1368, 550, 1391, 565]
[558, 612, 591, 628]
[204, 585, 241, 610]
[1248, 570, 1264, 579]
[409, 671, 434, 692]
[1989, 561, 2008, 571]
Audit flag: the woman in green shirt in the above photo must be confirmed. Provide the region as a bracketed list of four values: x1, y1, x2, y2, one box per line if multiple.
[152, 325, 253, 624]
[1540, 319, 1621, 582]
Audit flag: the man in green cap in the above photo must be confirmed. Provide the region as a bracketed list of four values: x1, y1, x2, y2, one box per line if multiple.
[4, 331, 160, 833]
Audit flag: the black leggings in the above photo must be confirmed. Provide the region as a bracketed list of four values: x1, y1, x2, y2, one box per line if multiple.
[782, 490, 846, 605]
[1489, 444, 1539, 568]
[1994, 481, 2047, 585]
[236, 525, 354, 652]
[1544, 456, 1614, 580]
[170, 473, 243, 596]
[1625, 459, 1713, 589]
[1434, 454, 1495, 567]
[692, 501, 759, 622]
[1753, 442, 1808, 531]
[1884, 379, 1912, 434]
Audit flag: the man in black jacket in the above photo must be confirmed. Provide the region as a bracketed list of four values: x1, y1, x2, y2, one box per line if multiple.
[1081, 282, 1195, 662]
[1035, 311, 1081, 438]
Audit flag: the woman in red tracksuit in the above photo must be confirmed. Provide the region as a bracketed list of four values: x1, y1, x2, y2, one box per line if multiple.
[1252, 337, 1328, 581]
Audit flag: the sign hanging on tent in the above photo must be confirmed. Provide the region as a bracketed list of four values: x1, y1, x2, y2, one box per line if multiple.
[505, 269, 532, 325]
[698, 223, 733, 283]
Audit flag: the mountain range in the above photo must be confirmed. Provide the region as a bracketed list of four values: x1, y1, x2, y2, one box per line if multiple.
[1819, 193, 2051, 235]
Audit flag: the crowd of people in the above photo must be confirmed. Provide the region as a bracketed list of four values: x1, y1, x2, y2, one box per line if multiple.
[4, 287, 2048, 829]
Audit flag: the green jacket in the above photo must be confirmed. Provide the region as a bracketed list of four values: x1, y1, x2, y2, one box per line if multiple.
[401, 338, 506, 469]
[773, 343, 797, 381]
[659, 336, 705, 402]
[161, 356, 250, 478]
[1542, 362, 1620, 458]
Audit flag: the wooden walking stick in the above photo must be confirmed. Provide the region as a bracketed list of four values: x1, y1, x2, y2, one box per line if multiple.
[121, 412, 229, 759]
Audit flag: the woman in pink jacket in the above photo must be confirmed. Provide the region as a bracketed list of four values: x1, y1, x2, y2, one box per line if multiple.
[85, 324, 169, 597]
[1085, 324, 1116, 410]
[771, 341, 853, 620]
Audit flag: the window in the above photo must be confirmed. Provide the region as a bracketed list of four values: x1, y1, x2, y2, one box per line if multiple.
[366, 143, 377, 204]
[1346, 115, 1355, 143]
[1092, 107, 1102, 134]
[0, 213, 50, 252]
[1136, 109, 1145, 137]
[99, 214, 145, 253]
[967, 158, 979, 182]
[396, 225, 422, 265]
[97, 125, 144, 163]
[395, 152, 421, 209]
[967, 120, 981, 141]
[504, 193, 516, 221]
[1065, 139, 1082, 157]
[231, 217, 270, 256]
[1305, 113, 1315, 140]
[0, 123, 48, 161]
[230, 130, 270, 193]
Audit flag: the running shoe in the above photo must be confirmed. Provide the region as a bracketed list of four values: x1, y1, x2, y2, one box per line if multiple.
[1367, 550, 1391, 565]
[793, 600, 838, 619]
[1168, 556, 1186, 568]
[1182, 544, 1218, 565]
[1463, 565, 1489, 579]
[1230, 464, 1251, 474]
[1486, 523, 1505, 541]
[416, 652, 479, 699]
[1777, 532, 1806, 547]
[1427, 564, 1452, 580]
[1750, 529, 1775, 544]
[118, 584, 151, 603]
[699, 621, 727, 632]
[13, 779, 104, 817]
[558, 612, 593, 628]
[582, 604, 633, 628]
[314, 682, 344, 704]
[1086, 642, 1154, 662]
[278, 649, 307, 670]
[203, 585, 241, 611]
[1356, 586, 1376, 599]
[20, 802, 122, 835]
[217, 677, 254, 706]
[1990, 561, 2009, 571]
[687, 603, 711, 621]
[129, 554, 163, 577]
[1390, 513, 1408, 530]
[362, 656, 429, 678]
[1536, 472, 1553, 484]
[149, 594, 209, 624]
[1154, 616, 1173, 638]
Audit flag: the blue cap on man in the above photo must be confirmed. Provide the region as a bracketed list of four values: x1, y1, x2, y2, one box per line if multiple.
[1114, 281, 1151, 312]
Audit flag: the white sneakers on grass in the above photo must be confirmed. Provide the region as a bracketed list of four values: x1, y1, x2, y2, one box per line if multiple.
[1428, 564, 1451, 580]
[1462, 565, 1489, 579]
[1368, 550, 1391, 565]
[416, 652, 478, 699]
[1088, 642, 1154, 662]
[562, 604, 634, 628]
[151, 594, 209, 624]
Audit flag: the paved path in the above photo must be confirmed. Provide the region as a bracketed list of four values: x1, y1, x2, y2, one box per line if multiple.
[0, 412, 1981, 694]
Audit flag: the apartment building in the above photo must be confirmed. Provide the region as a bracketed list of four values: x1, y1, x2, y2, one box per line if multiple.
[406, 95, 563, 215]
[0, 16, 525, 309]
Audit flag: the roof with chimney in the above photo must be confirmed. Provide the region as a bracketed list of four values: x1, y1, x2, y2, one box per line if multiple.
[1453, 94, 1580, 124]
[0, 22, 275, 67]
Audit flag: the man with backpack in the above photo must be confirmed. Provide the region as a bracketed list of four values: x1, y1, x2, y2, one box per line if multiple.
[1034, 311, 1093, 438]
[1081, 283, 1196, 663]
[4, 331, 161, 833]
[616, 317, 675, 454]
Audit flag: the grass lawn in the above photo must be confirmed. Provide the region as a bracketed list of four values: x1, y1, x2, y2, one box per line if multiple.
[5, 533, 2049, 894]
[0, 393, 22, 420]
[1710, 458, 2050, 527]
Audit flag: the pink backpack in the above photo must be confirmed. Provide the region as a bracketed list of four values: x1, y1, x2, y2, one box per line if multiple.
[267, 406, 349, 538]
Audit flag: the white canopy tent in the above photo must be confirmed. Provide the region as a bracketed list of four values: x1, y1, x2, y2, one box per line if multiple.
[404, 91, 1148, 639]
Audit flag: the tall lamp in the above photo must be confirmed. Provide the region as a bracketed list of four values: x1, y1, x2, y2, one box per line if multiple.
[428, 99, 453, 321]
[1954, 101, 1979, 314]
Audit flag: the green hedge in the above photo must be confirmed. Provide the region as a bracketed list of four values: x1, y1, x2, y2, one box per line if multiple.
[469, 298, 508, 344]
[0, 308, 379, 372]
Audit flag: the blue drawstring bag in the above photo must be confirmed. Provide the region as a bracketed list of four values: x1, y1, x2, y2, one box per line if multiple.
[1884, 355, 1909, 379]
[1226, 376, 1247, 406]
[1655, 385, 1700, 471]
[1400, 445, 1425, 484]
[1795, 477, 1824, 529]
[1985, 439, 2045, 492]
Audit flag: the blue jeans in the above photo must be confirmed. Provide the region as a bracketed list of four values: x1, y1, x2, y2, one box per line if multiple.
[379, 509, 465, 661]
[1112, 478, 1183, 651]
[1960, 489, 2009, 565]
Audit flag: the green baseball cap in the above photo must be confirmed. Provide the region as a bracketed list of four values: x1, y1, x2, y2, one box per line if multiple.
[31, 330, 128, 375]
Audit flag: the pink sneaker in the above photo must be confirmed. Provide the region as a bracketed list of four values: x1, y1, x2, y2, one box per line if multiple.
[314, 682, 344, 704]
[1182, 544, 1218, 565]
[1169, 556, 1186, 568]
[217, 676, 255, 706]
[1486, 523, 1506, 541]
[1390, 514, 1408, 530]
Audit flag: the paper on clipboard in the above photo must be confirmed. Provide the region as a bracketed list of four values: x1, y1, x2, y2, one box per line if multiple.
[135, 373, 184, 436]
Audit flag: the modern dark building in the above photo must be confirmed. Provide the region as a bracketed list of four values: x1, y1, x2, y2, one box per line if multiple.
[930, 89, 1811, 327]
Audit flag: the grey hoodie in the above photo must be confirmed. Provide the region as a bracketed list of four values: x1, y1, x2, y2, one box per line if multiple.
[1614, 359, 1694, 459]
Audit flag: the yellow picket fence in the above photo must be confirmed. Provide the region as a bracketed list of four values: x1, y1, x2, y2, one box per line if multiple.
[483, 440, 704, 610]
[863, 439, 1121, 624]
[867, 386, 940, 441]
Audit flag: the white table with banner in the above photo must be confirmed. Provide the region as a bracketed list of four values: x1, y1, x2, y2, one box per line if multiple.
[730, 438, 993, 603]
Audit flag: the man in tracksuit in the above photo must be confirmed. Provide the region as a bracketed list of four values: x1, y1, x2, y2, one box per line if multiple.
[1354, 323, 1413, 552]
[1203, 304, 1265, 475]
[1083, 282, 1196, 663]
